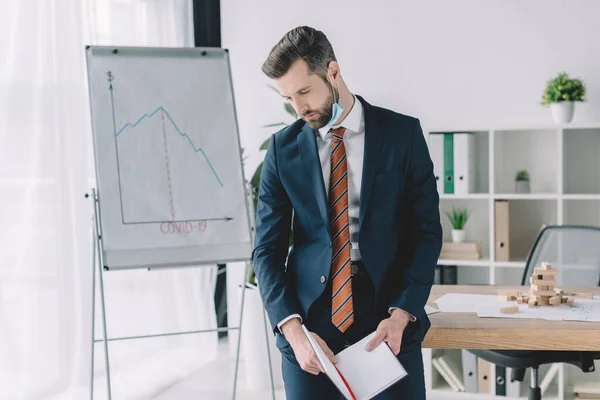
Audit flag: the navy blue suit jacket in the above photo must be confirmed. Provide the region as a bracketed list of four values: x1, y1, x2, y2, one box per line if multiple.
[252, 95, 442, 345]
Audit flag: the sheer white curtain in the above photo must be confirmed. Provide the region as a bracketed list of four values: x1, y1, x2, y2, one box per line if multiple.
[0, 1, 220, 399]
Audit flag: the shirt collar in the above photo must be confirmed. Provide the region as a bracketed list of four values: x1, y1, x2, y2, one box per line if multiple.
[317, 95, 362, 140]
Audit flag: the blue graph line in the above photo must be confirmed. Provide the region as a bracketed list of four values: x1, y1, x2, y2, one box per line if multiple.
[116, 106, 224, 187]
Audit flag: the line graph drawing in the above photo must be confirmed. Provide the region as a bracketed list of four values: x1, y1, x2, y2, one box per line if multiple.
[115, 105, 224, 187]
[107, 70, 232, 225]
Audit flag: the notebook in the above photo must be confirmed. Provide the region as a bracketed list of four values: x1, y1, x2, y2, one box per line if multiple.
[301, 325, 408, 400]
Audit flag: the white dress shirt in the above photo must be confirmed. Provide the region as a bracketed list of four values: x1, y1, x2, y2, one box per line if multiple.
[276, 96, 415, 334]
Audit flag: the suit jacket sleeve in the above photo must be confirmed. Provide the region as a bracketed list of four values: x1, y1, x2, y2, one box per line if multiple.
[389, 118, 442, 320]
[252, 133, 303, 334]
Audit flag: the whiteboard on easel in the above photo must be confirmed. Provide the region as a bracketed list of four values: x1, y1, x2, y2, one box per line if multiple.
[85, 46, 252, 270]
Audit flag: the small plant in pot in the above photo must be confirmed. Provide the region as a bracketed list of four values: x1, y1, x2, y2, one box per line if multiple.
[445, 207, 470, 243]
[541, 71, 586, 124]
[515, 169, 530, 194]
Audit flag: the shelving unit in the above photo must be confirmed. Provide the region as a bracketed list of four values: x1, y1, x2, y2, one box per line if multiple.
[424, 123, 600, 399]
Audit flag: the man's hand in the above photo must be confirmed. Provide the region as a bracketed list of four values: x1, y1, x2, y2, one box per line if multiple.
[364, 309, 411, 355]
[281, 318, 337, 375]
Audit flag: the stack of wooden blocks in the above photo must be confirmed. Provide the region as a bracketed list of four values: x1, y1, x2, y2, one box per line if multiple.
[526, 261, 573, 307]
[497, 261, 594, 313]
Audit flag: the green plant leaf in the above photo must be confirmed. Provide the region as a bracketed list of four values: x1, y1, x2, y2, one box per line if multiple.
[445, 206, 470, 229]
[541, 71, 587, 106]
[284, 102, 297, 118]
[260, 138, 271, 151]
[261, 122, 287, 128]
[251, 162, 263, 189]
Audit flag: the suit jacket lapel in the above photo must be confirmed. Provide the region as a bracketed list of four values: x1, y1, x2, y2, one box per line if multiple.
[297, 124, 330, 236]
[358, 96, 384, 230]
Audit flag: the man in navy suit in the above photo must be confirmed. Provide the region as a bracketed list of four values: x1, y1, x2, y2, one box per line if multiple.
[252, 26, 442, 399]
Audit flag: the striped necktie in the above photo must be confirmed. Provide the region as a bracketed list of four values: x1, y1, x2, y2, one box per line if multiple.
[329, 126, 354, 332]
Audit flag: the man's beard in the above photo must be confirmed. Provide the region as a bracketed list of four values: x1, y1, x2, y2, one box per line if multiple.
[302, 85, 338, 130]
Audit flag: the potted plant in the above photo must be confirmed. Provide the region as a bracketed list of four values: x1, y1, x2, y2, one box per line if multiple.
[445, 206, 470, 243]
[541, 71, 586, 124]
[515, 169, 530, 194]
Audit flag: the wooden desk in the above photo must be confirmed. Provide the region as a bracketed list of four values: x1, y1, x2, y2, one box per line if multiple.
[423, 285, 600, 351]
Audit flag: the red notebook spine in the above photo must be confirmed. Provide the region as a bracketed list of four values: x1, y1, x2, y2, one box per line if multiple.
[334, 365, 357, 400]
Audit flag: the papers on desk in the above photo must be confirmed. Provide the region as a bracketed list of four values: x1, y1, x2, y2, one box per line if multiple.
[435, 293, 600, 322]
[301, 325, 407, 400]
[425, 304, 440, 315]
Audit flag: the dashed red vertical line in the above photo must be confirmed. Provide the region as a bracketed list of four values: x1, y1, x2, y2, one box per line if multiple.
[161, 109, 176, 220]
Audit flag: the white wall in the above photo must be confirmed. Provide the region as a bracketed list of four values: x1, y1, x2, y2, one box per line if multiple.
[221, 0, 600, 176]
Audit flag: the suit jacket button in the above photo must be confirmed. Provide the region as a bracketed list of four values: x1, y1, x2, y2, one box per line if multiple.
[320, 276, 326, 284]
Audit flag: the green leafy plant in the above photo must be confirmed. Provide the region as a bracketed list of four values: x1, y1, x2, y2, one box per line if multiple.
[515, 169, 530, 182]
[445, 207, 470, 230]
[541, 72, 586, 106]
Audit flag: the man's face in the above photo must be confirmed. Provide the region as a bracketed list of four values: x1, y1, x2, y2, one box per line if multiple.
[274, 59, 337, 130]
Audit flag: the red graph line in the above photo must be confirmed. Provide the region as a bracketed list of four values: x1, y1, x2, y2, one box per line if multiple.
[161, 109, 176, 220]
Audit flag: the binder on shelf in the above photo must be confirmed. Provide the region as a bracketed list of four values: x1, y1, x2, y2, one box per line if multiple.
[441, 265, 457, 285]
[505, 368, 521, 398]
[477, 358, 492, 394]
[461, 350, 478, 393]
[494, 200, 510, 262]
[453, 132, 476, 194]
[429, 133, 445, 195]
[443, 133, 454, 194]
[495, 365, 506, 396]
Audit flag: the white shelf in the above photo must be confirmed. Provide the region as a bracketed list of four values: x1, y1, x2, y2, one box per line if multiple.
[440, 194, 490, 200]
[493, 193, 559, 200]
[562, 194, 600, 200]
[427, 123, 600, 400]
[428, 121, 600, 133]
[437, 258, 491, 267]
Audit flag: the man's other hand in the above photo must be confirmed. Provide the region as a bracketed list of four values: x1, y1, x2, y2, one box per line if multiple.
[364, 308, 411, 355]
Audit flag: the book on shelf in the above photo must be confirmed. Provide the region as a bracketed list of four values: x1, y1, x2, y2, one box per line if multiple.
[432, 354, 465, 392]
[440, 241, 482, 260]
[439, 251, 481, 260]
[441, 241, 481, 253]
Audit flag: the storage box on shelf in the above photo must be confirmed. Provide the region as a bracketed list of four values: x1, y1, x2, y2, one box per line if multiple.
[425, 123, 600, 399]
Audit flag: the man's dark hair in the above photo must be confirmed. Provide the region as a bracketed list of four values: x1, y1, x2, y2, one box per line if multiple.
[261, 26, 337, 80]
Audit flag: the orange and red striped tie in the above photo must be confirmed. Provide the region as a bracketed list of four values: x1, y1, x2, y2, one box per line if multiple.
[329, 127, 354, 332]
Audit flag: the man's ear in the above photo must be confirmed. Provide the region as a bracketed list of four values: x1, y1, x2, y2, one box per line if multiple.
[327, 61, 341, 82]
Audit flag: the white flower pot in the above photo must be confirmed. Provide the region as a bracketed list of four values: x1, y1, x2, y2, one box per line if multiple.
[451, 229, 466, 243]
[550, 101, 575, 124]
[515, 180, 531, 194]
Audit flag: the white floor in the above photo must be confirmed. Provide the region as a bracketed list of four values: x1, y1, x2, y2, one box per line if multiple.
[152, 336, 285, 400]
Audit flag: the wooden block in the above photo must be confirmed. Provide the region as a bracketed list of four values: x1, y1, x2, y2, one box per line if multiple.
[531, 290, 557, 297]
[572, 292, 594, 299]
[549, 295, 561, 305]
[567, 298, 574, 306]
[497, 290, 519, 297]
[523, 295, 530, 303]
[540, 261, 552, 270]
[531, 296, 550, 306]
[500, 305, 519, 314]
[534, 267, 559, 276]
[532, 284, 555, 292]
[555, 288, 564, 295]
[528, 299, 537, 307]
[561, 297, 568, 304]
[530, 277, 556, 286]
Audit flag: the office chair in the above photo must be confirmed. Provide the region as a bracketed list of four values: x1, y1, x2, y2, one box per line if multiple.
[469, 225, 600, 400]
